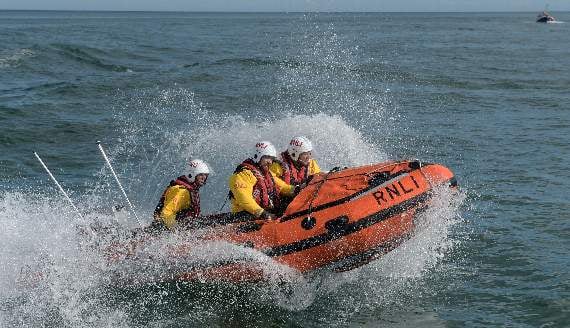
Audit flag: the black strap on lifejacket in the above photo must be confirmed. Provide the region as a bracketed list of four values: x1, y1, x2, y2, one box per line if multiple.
[280, 151, 309, 185]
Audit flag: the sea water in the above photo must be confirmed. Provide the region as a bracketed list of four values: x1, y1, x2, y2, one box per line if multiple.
[1, 11, 569, 327]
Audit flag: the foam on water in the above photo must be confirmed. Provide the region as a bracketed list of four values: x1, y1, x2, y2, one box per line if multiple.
[0, 192, 121, 326]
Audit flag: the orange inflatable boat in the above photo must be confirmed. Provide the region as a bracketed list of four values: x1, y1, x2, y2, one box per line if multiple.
[110, 160, 457, 283]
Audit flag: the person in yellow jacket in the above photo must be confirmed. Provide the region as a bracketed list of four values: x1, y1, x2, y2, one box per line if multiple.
[152, 159, 210, 230]
[229, 141, 297, 220]
[270, 136, 321, 186]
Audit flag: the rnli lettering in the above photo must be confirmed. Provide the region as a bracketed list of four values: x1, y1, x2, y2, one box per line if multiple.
[398, 180, 413, 193]
[410, 175, 420, 188]
[373, 176, 419, 206]
[385, 184, 400, 199]
[256, 142, 268, 149]
[373, 190, 386, 203]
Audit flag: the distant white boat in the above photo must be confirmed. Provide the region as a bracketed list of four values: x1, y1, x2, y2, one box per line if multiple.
[536, 11, 556, 23]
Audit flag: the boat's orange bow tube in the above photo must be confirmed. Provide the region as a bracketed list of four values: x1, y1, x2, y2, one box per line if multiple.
[188, 160, 457, 281]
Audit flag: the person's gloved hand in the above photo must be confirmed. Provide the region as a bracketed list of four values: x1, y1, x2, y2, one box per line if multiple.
[293, 182, 307, 195]
[259, 210, 277, 220]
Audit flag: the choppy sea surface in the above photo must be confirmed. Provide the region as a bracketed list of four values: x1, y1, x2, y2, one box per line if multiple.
[1, 11, 569, 328]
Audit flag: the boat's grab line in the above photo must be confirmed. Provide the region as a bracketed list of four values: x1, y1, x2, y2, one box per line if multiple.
[262, 190, 433, 257]
[280, 168, 414, 222]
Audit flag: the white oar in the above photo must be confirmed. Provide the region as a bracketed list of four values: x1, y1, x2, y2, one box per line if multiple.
[97, 141, 142, 227]
[34, 152, 84, 220]
[33, 152, 96, 239]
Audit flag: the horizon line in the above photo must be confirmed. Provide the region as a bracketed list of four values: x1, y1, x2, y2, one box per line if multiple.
[0, 9, 567, 13]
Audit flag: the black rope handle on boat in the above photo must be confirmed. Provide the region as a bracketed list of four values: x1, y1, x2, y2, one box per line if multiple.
[307, 166, 343, 217]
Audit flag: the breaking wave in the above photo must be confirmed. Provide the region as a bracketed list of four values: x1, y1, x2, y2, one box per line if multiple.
[0, 48, 34, 69]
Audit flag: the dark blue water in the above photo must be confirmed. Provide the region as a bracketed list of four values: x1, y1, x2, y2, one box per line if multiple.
[1, 11, 569, 327]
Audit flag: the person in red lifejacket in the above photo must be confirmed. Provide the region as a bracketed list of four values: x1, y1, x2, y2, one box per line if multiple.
[270, 136, 321, 187]
[229, 141, 296, 220]
[152, 159, 210, 230]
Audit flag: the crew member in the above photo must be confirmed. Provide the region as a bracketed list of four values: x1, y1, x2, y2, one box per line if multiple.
[229, 141, 296, 220]
[152, 159, 210, 230]
[270, 136, 321, 186]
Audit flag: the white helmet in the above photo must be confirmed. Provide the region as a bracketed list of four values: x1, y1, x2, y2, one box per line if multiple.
[187, 159, 210, 182]
[287, 136, 313, 161]
[252, 141, 277, 162]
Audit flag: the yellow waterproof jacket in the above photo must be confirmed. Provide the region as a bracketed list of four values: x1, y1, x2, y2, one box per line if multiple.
[269, 159, 321, 183]
[156, 185, 193, 229]
[229, 169, 294, 216]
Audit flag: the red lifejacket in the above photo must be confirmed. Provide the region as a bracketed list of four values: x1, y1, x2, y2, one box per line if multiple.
[154, 176, 201, 222]
[234, 159, 279, 210]
[279, 151, 309, 185]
